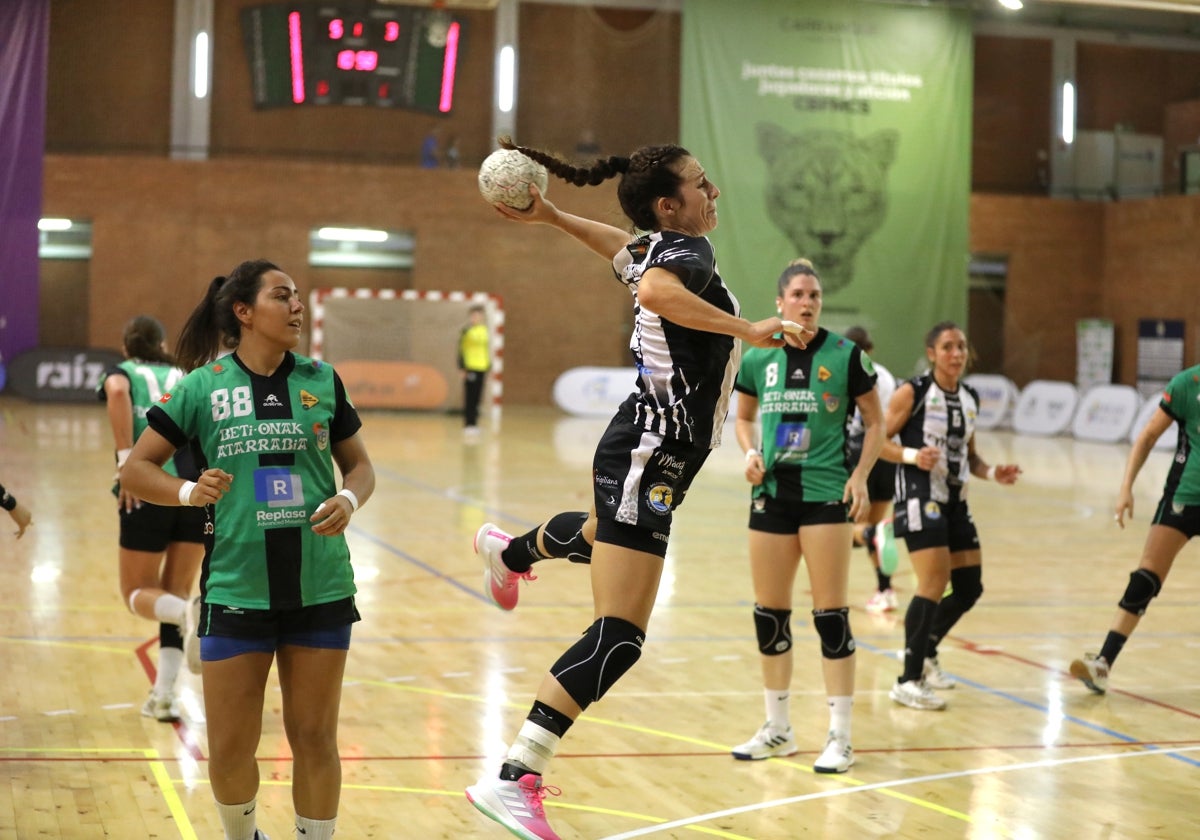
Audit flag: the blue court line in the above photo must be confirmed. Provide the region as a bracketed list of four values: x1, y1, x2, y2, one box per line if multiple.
[369, 463, 1200, 768]
[857, 640, 1200, 769]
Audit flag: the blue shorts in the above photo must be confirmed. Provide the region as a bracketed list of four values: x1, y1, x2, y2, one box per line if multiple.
[197, 596, 358, 661]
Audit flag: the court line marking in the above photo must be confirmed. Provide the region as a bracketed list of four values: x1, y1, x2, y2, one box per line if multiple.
[599, 743, 1200, 839]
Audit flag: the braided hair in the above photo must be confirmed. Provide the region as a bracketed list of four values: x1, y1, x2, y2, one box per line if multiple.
[499, 136, 692, 232]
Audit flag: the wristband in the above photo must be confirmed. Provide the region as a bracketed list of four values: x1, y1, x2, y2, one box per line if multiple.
[338, 488, 359, 512]
[902, 447, 919, 465]
[116, 448, 132, 469]
[744, 448, 759, 463]
[985, 465, 997, 481]
[178, 480, 197, 506]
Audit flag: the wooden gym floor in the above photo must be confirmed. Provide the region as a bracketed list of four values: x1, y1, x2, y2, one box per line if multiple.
[0, 397, 1196, 839]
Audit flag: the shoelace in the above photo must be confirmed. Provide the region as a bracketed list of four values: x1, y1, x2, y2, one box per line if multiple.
[505, 569, 538, 586]
[520, 778, 562, 816]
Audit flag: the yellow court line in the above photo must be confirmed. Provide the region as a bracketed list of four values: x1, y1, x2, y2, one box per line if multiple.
[0, 635, 138, 655]
[0, 747, 199, 840]
[355, 677, 977, 829]
[144, 749, 199, 840]
[185, 778, 754, 840]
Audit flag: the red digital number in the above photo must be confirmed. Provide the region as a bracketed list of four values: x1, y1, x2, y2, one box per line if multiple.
[336, 49, 379, 73]
[384, 21, 400, 42]
[353, 22, 363, 37]
[328, 18, 344, 40]
[356, 50, 378, 72]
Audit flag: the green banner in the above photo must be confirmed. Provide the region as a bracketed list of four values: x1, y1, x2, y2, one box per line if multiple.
[682, 0, 972, 375]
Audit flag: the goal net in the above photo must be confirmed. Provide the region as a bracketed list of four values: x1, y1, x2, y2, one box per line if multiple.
[309, 288, 504, 412]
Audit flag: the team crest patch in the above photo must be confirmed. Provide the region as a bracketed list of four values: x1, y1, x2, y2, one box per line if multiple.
[924, 501, 942, 520]
[818, 365, 832, 382]
[300, 389, 319, 410]
[646, 483, 673, 514]
[1173, 501, 1185, 515]
[312, 422, 329, 450]
[159, 392, 172, 403]
[212, 363, 224, 374]
[823, 392, 840, 412]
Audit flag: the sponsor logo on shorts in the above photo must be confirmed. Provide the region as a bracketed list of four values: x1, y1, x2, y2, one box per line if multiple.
[594, 471, 619, 488]
[924, 500, 941, 520]
[752, 497, 766, 512]
[646, 483, 673, 514]
[651, 531, 668, 543]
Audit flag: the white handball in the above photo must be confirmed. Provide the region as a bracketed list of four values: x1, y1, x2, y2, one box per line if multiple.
[478, 148, 549, 210]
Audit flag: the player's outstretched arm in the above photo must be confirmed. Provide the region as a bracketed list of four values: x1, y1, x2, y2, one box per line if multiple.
[493, 185, 631, 261]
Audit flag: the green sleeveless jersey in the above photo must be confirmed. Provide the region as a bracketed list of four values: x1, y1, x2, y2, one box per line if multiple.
[98, 359, 189, 479]
[1159, 365, 1200, 505]
[735, 329, 877, 501]
[147, 352, 363, 610]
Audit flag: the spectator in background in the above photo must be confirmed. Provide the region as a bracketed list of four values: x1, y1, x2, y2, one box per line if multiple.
[421, 128, 441, 168]
[444, 136, 461, 169]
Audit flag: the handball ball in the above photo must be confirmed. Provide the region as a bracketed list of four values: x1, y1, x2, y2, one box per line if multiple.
[478, 149, 549, 210]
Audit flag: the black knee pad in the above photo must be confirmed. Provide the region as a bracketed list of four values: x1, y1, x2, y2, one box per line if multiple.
[753, 604, 792, 655]
[949, 565, 984, 611]
[812, 607, 855, 659]
[550, 616, 644, 711]
[543, 512, 593, 564]
[1118, 568, 1162, 616]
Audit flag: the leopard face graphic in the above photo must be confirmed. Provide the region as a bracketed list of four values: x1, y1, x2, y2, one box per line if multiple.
[757, 123, 899, 294]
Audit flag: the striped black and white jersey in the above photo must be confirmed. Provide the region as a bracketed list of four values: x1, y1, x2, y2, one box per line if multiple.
[894, 373, 980, 504]
[611, 230, 740, 449]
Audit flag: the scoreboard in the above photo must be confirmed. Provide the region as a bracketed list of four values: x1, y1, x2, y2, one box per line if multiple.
[242, 3, 464, 113]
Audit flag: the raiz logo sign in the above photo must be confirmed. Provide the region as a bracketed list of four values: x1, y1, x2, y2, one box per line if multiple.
[6, 347, 124, 403]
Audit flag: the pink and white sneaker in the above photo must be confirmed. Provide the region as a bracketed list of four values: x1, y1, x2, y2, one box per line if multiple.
[466, 772, 562, 840]
[475, 522, 535, 611]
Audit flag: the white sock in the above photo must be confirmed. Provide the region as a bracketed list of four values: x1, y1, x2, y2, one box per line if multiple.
[296, 815, 336, 839]
[505, 720, 561, 776]
[764, 688, 790, 732]
[153, 593, 188, 626]
[215, 798, 258, 840]
[155, 647, 184, 694]
[827, 695, 853, 738]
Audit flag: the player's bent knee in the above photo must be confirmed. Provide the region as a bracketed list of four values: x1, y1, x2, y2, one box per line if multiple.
[1118, 568, 1162, 616]
[754, 604, 792, 655]
[551, 616, 645, 710]
[813, 607, 855, 659]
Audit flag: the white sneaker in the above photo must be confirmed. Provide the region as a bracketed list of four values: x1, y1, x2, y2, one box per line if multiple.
[865, 589, 897, 614]
[889, 679, 947, 710]
[140, 689, 181, 723]
[731, 722, 798, 760]
[1069, 653, 1109, 695]
[184, 596, 202, 675]
[813, 731, 854, 774]
[475, 522, 534, 611]
[923, 656, 956, 690]
[466, 772, 563, 840]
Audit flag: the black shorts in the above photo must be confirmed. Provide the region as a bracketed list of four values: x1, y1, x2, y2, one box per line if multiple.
[748, 493, 851, 534]
[197, 596, 360, 639]
[894, 496, 979, 553]
[591, 413, 711, 557]
[119, 501, 206, 552]
[1152, 495, 1200, 539]
[866, 459, 895, 504]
